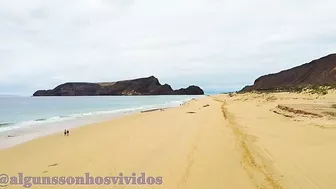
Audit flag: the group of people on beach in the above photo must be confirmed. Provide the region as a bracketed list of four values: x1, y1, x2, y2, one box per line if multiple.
[64, 129, 70, 136]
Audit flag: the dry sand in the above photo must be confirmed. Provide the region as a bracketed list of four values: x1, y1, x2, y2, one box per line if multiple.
[1, 92, 336, 188]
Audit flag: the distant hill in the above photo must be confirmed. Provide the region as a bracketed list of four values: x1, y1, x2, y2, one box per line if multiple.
[33, 76, 204, 96]
[241, 54, 336, 92]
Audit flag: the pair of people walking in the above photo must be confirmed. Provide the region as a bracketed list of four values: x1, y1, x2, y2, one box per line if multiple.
[64, 129, 70, 136]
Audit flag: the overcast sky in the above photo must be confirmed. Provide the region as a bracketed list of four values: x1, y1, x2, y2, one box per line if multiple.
[1, 0, 336, 95]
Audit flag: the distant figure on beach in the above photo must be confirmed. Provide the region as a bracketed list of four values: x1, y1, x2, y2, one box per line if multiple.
[66, 130, 69, 136]
[64, 130, 67, 136]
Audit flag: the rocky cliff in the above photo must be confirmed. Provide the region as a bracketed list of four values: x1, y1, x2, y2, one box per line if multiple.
[241, 54, 336, 92]
[33, 76, 204, 96]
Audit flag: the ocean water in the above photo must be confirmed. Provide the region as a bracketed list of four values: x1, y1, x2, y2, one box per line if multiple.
[0, 95, 200, 148]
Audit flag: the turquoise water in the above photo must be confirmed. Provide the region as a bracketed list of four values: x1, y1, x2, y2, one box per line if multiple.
[0, 95, 200, 132]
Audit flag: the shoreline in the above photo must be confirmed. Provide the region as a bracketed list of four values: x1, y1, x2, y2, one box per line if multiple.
[1, 93, 336, 188]
[0, 98, 193, 149]
[0, 111, 134, 149]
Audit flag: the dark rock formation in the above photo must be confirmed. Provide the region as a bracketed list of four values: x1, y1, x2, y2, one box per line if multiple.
[241, 54, 336, 92]
[173, 85, 205, 95]
[33, 76, 204, 96]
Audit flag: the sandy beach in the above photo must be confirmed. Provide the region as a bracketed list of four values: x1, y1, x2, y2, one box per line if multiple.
[1, 92, 336, 189]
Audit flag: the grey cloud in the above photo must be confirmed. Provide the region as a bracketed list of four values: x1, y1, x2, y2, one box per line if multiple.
[1, 0, 336, 95]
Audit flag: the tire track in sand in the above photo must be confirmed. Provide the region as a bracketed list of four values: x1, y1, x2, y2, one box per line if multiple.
[213, 97, 283, 189]
[176, 121, 201, 188]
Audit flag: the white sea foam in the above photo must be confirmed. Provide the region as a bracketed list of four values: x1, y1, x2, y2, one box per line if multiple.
[0, 96, 199, 148]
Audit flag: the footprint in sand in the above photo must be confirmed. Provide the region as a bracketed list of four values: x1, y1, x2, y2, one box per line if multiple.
[48, 163, 59, 167]
[187, 111, 196, 114]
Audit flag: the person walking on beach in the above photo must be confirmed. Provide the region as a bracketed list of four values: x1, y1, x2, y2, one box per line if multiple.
[64, 130, 67, 136]
[66, 130, 69, 136]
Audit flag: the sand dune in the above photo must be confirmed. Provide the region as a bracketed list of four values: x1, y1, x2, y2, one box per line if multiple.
[1, 92, 336, 188]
